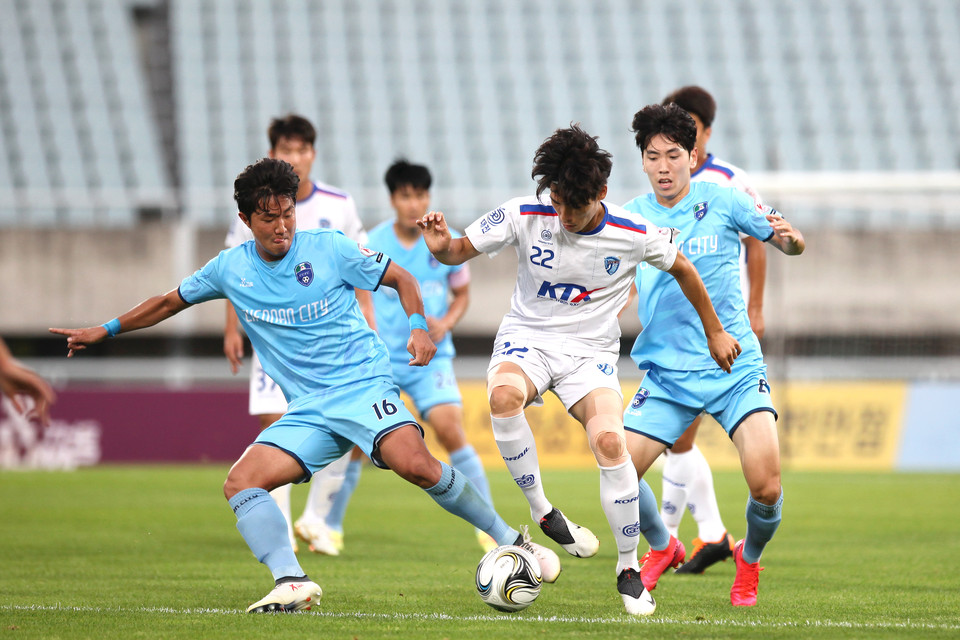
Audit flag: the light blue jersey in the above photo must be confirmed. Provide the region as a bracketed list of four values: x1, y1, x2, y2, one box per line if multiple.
[623, 181, 775, 372]
[179, 228, 392, 402]
[367, 221, 465, 363]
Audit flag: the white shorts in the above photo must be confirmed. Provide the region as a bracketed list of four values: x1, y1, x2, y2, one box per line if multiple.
[487, 335, 622, 411]
[248, 351, 289, 416]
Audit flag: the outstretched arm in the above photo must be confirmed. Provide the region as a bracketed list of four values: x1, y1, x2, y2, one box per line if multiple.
[666, 253, 741, 373]
[380, 262, 437, 367]
[49, 289, 191, 357]
[417, 211, 481, 265]
[0, 338, 56, 424]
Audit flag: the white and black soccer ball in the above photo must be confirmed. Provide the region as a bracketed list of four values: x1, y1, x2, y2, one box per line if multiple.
[475, 545, 542, 612]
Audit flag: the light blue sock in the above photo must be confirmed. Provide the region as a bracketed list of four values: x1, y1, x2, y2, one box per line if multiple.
[325, 459, 363, 533]
[449, 445, 494, 508]
[230, 488, 305, 581]
[639, 478, 671, 550]
[425, 461, 516, 545]
[743, 491, 783, 563]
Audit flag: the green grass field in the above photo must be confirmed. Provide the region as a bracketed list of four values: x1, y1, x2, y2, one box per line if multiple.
[1, 465, 958, 639]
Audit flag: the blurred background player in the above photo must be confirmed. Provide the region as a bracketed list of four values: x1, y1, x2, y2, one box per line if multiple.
[0, 337, 56, 425]
[222, 114, 373, 554]
[622, 103, 804, 606]
[419, 125, 739, 616]
[655, 86, 769, 574]
[50, 157, 562, 613]
[306, 159, 498, 554]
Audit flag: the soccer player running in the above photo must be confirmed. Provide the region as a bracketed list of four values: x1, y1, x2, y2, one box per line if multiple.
[656, 86, 770, 574]
[308, 159, 499, 553]
[222, 114, 373, 556]
[418, 125, 740, 616]
[50, 158, 561, 614]
[622, 104, 804, 607]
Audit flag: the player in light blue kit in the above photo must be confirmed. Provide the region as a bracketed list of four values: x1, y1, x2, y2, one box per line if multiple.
[308, 159, 498, 553]
[49, 158, 561, 614]
[620, 104, 805, 607]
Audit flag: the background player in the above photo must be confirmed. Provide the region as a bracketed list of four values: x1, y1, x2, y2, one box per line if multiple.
[306, 159, 498, 553]
[0, 337, 56, 425]
[656, 85, 770, 574]
[50, 158, 561, 613]
[622, 103, 804, 606]
[222, 114, 372, 554]
[419, 125, 740, 616]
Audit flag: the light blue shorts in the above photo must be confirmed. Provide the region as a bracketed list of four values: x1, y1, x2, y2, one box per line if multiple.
[391, 357, 462, 418]
[254, 376, 422, 481]
[623, 361, 777, 446]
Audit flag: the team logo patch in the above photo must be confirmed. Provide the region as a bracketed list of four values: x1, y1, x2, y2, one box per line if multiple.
[694, 202, 708, 220]
[294, 262, 314, 287]
[596, 363, 614, 376]
[540, 229, 552, 241]
[604, 256, 621, 275]
[631, 388, 650, 408]
[487, 207, 505, 225]
[662, 501, 677, 515]
[622, 522, 641, 537]
[514, 474, 535, 488]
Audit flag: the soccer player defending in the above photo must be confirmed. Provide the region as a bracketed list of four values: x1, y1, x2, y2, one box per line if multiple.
[418, 125, 740, 616]
[50, 158, 561, 614]
[222, 114, 373, 555]
[657, 86, 770, 574]
[622, 104, 804, 606]
[308, 159, 499, 552]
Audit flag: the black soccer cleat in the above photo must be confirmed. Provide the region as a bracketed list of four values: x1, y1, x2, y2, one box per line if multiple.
[675, 532, 735, 574]
[617, 568, 656, 616]
[538, 508, 599, 558]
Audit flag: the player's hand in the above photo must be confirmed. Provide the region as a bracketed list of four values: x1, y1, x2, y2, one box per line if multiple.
[707, 330, 741, 373]
[406, 328, 437, 367]
[48, 326, 109, 358]
[0, 361, 56, 425]
[426, 316, 450, 344]
[223, 329, 245, 375]
[418, 211, 452, 254]
[766, 214, 804, 255]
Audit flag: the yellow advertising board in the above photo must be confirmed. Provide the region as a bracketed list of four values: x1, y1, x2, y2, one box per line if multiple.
[417, 379, 907, 471]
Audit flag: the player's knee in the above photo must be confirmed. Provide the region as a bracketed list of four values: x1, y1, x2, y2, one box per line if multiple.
[487, 373, 527, 416]
[591, 430, 630, 467]
[391, 450, 440, 488]
[751, 477, 782, 505]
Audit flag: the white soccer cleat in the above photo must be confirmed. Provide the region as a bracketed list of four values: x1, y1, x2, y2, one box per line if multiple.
[518, 525, 562, 584]
[538, 508, 600, 558]
[246, 578, 323, 613]
[294, 519, 340, 556]
[617, 568, 656, 616]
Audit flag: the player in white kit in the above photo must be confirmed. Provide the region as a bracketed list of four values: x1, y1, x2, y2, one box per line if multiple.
[656, 87, 768, 574]
[223, 115, 373, 554]
[418, 125, 740, 616]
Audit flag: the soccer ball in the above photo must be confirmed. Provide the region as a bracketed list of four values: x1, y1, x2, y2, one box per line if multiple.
[475, 545, 542, 612]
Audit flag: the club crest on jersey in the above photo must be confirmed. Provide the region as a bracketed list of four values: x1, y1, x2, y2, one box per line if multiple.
[294, 262, 314, 287]
[604, 256, 621, 275]
[694, 202, 708, 220]
[630, 388, 650, 409]
[540, 229, 552, 242]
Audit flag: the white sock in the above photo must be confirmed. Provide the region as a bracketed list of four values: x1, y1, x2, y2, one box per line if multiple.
[268, 483, 295, 546]
[599, 459, 641, 573]
[300, 451, 351, 523]
[490, 413, 553, 521]
[685, 444, 727, 542]
[660, 448, 694, 538]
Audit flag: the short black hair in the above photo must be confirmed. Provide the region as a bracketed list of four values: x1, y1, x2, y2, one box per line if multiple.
[532, 124, 612, 210]
[384, 159, 432, 194]
[234, 158, 300, 219]
[661, 85, 717, 128]
[268, 114, 316, 149]
[631, 103, 698, 153]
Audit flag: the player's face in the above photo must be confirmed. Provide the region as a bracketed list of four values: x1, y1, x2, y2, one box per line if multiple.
[550, 185, 608, 233]
[270, 136, 315, 185]
[390, 184, 431, 234]
[642, 133, 698, 207]
[243, 195, 297, 262]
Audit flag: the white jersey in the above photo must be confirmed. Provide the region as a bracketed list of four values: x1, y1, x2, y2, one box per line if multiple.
[466, 195, 678, 357]
[691, 154, 762, 305]
[225, 180, 367, 248]
[224, 179, 366, 415]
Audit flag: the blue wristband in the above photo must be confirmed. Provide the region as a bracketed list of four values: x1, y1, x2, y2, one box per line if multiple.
[409, 313, 428, 332]
[102, 318, 121, 337]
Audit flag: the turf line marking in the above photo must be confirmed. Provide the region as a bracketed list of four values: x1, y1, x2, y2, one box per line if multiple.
[3, 604, 958, 631]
